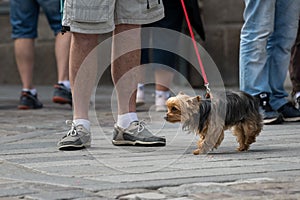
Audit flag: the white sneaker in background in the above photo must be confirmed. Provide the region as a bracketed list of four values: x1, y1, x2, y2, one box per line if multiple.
[155, 91, 170, 112]
[136, 84, 145, 107]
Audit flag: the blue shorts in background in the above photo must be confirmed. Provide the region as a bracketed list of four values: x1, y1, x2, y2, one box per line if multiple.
[10, 0, 62, 39]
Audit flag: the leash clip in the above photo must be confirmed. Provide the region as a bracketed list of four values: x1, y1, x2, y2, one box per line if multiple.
[204, 83, 211, 99]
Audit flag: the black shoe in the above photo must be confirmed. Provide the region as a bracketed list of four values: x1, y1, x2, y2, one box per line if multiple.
[296, 96, 300, 110]
[292, 94, 300, 110]
[18, 91, 43, 110]
[52, 83, 72, 105]
[112, 121, 166, 146]
[278, 102, 300, 122]
[255, 92, 282, 124]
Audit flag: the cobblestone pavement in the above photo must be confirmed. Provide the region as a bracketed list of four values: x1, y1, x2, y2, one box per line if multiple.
[0, 85, 300, 200]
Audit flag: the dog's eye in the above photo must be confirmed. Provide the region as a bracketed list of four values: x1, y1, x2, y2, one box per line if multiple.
[171, 107, 178, 112]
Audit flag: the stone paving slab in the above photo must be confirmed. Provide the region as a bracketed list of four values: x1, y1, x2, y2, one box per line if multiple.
[0, 85, 300, 199]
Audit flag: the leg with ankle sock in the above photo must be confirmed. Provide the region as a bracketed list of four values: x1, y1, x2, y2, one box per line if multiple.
[112, 25, 141, 128]
[73, 119, 90, 131]
[117, 112, 138, 129]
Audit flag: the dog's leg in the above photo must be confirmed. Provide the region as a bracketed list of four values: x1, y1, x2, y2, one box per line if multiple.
[197, 125, 224, 154]
[243, 120, 262, 149]
[232, 124, 248, 151]
[214, 130, 224, 149]
[193, 135, 205, 155]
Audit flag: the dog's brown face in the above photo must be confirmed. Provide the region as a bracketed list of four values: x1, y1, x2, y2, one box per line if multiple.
[165, 96, 183, 123]
[165, 92, 201, 123]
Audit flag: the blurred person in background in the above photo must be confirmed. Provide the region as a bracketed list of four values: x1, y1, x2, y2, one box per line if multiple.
[289, 20, 300, 109]
[239, 0, 300, 124]
[10, 0, 71, 109]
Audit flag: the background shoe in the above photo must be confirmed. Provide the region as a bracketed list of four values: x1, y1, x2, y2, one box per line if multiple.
[290, 91, 300, 110]
[255, 92, 282, 124]
[18, 91, 43, 110]
[58, 120, 91, 150]
[278, 102, 300, 122]
[52, 83, 72, 105]
[112, 121, 166, 146]
[296, 96, 300, 110]
[155, 94, 168, 112]
[294, 96, 300, 110]
[136, 85, 145, 107]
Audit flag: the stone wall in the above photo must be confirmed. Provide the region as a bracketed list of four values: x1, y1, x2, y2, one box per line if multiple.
[201, 0, 244, 86]
[0, 0, 245, 86]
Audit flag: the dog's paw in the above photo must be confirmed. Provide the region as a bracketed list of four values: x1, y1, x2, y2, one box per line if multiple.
[193, 149, 200, 155]
[237, 145, 249, 151]
[193, 148, 208, 155]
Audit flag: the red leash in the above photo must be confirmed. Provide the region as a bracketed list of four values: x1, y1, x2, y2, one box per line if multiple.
[180, 0, 211, 98]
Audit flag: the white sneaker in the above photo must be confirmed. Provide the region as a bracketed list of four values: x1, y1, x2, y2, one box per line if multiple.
[155, 94, 168, 112]
[136, 85, 145, 107]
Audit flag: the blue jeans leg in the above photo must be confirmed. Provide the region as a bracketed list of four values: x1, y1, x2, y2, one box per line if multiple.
[268, 0, 300, 110]
[240, 0, 300, 110]
[239, 0, 276, 96]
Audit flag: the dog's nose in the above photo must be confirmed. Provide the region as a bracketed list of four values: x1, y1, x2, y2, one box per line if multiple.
[164, 115, 168, 120]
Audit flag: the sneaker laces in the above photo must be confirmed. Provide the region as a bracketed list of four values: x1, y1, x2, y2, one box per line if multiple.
[136, 120, 146, 133]
[65, 120, 78, 136]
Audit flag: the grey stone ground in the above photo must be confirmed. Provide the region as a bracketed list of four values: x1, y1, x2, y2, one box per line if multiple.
[1, 85, 300, 200]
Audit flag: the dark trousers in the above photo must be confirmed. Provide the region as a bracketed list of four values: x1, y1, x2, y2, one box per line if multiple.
[289, 21, 300, 95]
[141, 0, 184, 68]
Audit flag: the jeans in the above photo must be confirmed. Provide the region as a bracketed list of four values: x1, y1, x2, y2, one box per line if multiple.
[239, 0, 300, 110]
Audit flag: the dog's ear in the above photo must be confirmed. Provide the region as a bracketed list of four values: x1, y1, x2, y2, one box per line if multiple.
[187, 95, 201, 105]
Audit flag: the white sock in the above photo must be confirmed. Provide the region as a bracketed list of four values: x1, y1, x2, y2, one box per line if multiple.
[117, 112, 138, 129]
[58, 80, 70, 89]
[155, 90, 170, 98]
[295, 92, 300, 99]
[22, 88, 37, 95]
[73, 119, 90, 131]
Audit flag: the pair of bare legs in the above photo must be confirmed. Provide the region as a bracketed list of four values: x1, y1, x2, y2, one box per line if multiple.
[70, 24, 140, 125]
[14, 33, 71, 90]
[58, 24, 168, 150]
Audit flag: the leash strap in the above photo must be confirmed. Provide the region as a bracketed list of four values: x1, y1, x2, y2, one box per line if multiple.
[180, 0, 211, 98]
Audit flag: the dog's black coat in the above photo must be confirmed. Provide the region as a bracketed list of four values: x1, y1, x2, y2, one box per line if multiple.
[197, 91, 260, 132]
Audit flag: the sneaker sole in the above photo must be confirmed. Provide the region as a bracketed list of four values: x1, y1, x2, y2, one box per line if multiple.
[58, 143, 91, 151]
[18, 105, 43, 110]
[263, 116, 282, 125]
[112, 140, 166, 146]
[53, 96, 72, 105]
[282, 116, 300, 122]
[18, 105, 31, 110]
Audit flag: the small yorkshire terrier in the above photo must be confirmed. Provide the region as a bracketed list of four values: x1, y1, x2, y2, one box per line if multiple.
[165, 91, 263, 155]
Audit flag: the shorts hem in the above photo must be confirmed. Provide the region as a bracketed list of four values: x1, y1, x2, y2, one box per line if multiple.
[70, 25, 115, 34]
[67, 15, 164, 34]
[115, 15, 164, 25]
[11, 35, 37, 40]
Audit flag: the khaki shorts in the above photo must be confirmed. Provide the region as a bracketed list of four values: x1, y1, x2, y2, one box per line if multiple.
[63, 0, 164, 34]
